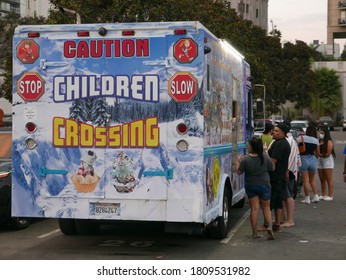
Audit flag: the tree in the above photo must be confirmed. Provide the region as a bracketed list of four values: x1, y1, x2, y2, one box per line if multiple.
[1, 0, 319, 117]
[311, 67, 342, 118]
[0, 14, 46, 102]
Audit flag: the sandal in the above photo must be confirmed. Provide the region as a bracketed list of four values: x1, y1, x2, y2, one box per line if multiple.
[272, 224, 280, 232]
[257, 224, 269, 232]
[267, 228, 275, 240]
[252, 233, 263, 238]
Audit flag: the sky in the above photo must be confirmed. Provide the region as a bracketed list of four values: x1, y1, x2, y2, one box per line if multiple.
[268, 0, 328, 44]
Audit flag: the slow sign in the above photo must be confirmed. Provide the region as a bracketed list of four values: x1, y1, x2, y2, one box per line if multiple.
[168, 72, 198, 102]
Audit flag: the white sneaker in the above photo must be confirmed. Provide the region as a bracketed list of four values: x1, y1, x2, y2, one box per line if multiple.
[318, 195, 326, 200]
[323, 196, 333, 201]
[311, 196, 320, 203]
[301, 197, 311, 204]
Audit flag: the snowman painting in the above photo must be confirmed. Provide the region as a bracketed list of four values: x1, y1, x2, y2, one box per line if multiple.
[71, 150, 100, 193]
[112, 151, 137, 193]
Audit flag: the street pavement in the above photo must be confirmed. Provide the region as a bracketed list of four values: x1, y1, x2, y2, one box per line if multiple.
[209, 132, 346, 260]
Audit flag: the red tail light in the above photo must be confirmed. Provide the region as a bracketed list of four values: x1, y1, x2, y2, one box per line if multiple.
[174, 29, 187, 35]
[122, 30, 135, 36]
[25, 122, 37, 133]
[28, 32, 40, 38]
[177, 123, 188, 135]
[77, 31, 90, 37]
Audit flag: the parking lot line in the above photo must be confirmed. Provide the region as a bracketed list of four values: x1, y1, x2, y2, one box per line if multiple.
[220, 209, 250, 244]
[37, 229, 61, 239]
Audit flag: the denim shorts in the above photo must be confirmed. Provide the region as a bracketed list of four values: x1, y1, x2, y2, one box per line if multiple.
[317, 155, 334, 169]
[299, 155, 317, 173]
[245, 184, 271, 200]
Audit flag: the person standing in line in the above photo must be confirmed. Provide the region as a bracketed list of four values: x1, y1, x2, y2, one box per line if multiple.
[280, 121, 301, 228]
[261, 123, 274, 151]
[267, 123, 291, 232]
[317, 128, 336, 201]
[236, 137, 275, 240]
[296, 126, 320, 204]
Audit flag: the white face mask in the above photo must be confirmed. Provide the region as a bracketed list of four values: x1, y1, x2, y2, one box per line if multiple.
[319, 134, 324, 140]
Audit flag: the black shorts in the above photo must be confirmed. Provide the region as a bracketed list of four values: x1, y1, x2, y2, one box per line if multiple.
[270, 179, 285, 210]
[282, 172, 295, 199]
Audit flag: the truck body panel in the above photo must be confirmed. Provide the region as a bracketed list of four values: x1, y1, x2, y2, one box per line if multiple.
[12, 22, 251, 234]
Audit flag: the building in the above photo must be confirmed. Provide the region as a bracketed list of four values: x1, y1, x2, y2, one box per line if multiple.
[0, 0, 51, 18]
[224, 0, 269, 31]
[327, 0, 346, 45]
[0, 0, 21, 17]
[22, 0, 51, 18]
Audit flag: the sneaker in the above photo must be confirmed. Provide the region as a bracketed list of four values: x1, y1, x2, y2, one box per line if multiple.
[311, 196, 320, 203]
[323, 196, 333, 201]
[318, 195, 326, 200]
[301, 197, 311, 204]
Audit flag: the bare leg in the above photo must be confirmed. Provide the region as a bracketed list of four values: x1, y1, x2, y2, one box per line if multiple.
[281, 197, 295, 227]
[324, 169, 334, 197]
[309, 172, 319, 195]
[248, 196, 261, 237]
[318, 168, 327, 196]
[301, 171, 310, 196]
[260, 199, 274, 240]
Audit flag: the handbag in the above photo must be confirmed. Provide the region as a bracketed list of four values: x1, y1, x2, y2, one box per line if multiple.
[298, 135, 306, 154]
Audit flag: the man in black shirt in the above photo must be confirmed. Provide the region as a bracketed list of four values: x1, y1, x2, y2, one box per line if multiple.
[268, 122, 291, 232]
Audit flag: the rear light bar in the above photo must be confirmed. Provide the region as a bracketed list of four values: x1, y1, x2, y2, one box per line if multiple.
[28, 32, 40, 38]
[122, 30, 135, 36]
[77, 31, 90, 37]
[174, 29, 187, 35]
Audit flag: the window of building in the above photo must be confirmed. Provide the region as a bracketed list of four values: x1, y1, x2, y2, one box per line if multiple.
[256, 9, 259, 18]
[246, 4, 249, 14]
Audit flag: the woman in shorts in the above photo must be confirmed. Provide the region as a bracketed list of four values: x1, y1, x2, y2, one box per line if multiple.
[297, 126, 320, 204]
[236, 137, 275, 240]
[317, 128, 336, 201]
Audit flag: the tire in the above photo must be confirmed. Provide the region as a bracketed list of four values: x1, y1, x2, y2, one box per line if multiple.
[207, 187, 231, 239]
[58, 218, 78, 235]
[11, 217, 30, 230]
[75, 219, 100, 235]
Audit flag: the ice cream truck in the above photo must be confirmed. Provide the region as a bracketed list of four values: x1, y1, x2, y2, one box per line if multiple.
[12, 21, 253, 238]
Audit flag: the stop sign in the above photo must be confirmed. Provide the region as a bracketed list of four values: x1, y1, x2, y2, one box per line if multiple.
[17, 72, 45, 101]
[168, 72, 198, 102]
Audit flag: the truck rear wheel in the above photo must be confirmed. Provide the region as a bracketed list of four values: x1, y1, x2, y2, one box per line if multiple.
[58, 218, 78, 235]
[207, 187, 231, 239]
[75, 219, 100, 235]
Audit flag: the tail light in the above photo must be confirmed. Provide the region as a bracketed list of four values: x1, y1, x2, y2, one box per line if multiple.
[176, 123, 188, 135]
[25, 122, 37, 133]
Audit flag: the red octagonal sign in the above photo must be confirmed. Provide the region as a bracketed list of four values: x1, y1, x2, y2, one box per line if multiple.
[173, 38, 198, 64]
[17, 72, 45, 102]
[168, 72, 198, 102]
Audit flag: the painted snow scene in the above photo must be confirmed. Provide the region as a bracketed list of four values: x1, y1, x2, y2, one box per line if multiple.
[12, 23, 211, 220]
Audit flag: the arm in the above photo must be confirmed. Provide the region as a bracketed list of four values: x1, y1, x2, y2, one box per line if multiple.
[235, 155, 243, 175]
[315, 144, 320, 157]
[322, 140, 333, 157]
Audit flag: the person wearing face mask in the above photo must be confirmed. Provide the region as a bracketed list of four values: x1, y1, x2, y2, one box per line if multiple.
[317, 128, 336, 201]
[296, 126, 320, 204]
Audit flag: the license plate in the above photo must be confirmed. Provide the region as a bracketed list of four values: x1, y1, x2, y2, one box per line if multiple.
[92, 203, 120, 215]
